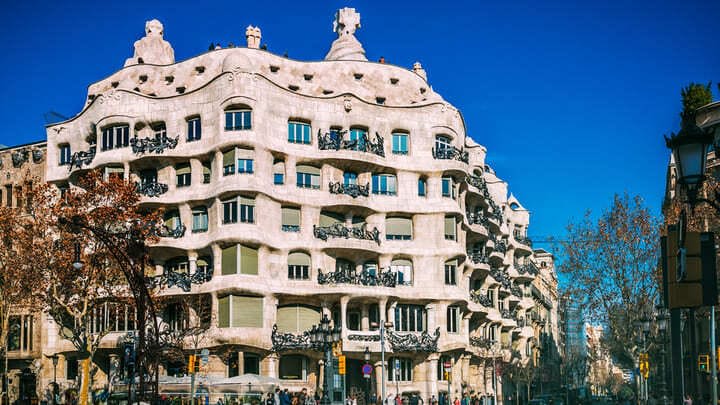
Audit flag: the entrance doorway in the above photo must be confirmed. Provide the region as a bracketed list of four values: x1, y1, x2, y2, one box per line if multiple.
[346, 359, 373, 405]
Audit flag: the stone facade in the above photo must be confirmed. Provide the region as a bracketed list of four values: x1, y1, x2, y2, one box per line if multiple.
[35, 9, 558, 403]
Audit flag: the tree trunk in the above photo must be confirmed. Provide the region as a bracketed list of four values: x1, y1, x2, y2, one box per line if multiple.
[80, 356, 90, 405]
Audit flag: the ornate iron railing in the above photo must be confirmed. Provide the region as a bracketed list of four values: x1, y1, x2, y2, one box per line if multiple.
[469, 289, 493, 307]
[313, 223, 380, 245]
[532, 285, 553, 309]
[317, 130, 385, 157]
[469, 336, 495, 349]
[431, 146, 469, 163]
[270, 324, 314, 352]
[282, 225, 300, 232]
[157, 223, 186, 238]
[317, 268, 397, 287]
[466, 211, 489, 227]
[347, 334, 381, 342]
[130, 134, 179, 155]
[514, 234, 533, 247]
[465, 174, 486, 191]
[146, 268, 212, 292]
[500, 309, 513, 319]
[386, 328, 440, 352]
[136, 181, 169, 197]
[69, 148, 96, 171]
[468, 251, 489, 265]
[490, 268, 511, 289]
[510, 285, 523, 297]
[494, 239, 508, 254]
[328, 182, 370, 198]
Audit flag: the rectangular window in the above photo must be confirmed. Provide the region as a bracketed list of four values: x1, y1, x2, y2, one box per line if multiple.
[217, 295, 263, 327]
[59, 144, 71, 165]
[343, 172, 358, 186]
[239, 196, 255, 223]
[296, 166, 321, 189]
[202, 162, 212, 184]
[187, 117, 202, 141]
[394, 304, 425, 332]
[238, 159, 254, 174]
[101, 125, 129, 151]
[371, 174, 397, 195]
[444, 216, 457, 241]
[418, 179, 427, 197]
[282, 207, 301, 232]
[391, 133, 408, 155]
[222, 199, 238, 223]
[444, 260, 457, 285]
[386, 217, 412, 240]
[288, 122, 312, 144]
[349, 128, 367, 151]
[192, 207, 208, 232]
[388, 358, 413, 382]
[5, 185, 12, 207]
[441, 177, 455, 198]
[274, 173, 284, 185]
[221, 244, 259, 275]
[223, 150, 235, 175]
[176, 164, 191, 187]
[447, 306, 460, 333]
[225, 110, 252, 130]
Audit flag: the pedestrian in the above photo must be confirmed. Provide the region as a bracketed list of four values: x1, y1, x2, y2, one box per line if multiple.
[305, 392, 317, 405]
[453, 397, 460, 405]
[266, 393, 275, 405]
[683, 394, 692, 405]
[275, 388, 282, 405]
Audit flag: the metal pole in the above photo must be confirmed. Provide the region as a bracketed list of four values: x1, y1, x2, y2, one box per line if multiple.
[711, 306, 717, 405]
[493, 355, 498, 405]
[381, 324, 386, 405]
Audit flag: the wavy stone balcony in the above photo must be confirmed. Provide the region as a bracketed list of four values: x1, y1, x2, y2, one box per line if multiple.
[270, 324, 314, 352]
[328, 182, 370, 198]
[157, 223, 186, 239]
[317, 130, 385, 157]
[137, 180, 169, 197]
[313, 223, 381, 245]
[490, 268, 511, 289]
[130, 133, 179, 155]
[386, 328, 440, 353]
[468, 251, 489, 266]
[432, 146, 468, 164]
[469, 336, 495, 350]
[469, 289, 493, 307]
[317, 268, 397, 287]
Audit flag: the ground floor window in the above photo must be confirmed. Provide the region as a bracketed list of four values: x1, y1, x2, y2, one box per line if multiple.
[388, 357, 412, 381]
[279, 355, 308, 380]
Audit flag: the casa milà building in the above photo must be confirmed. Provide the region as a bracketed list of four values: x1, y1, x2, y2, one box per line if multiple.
[43, 9, 556, 403]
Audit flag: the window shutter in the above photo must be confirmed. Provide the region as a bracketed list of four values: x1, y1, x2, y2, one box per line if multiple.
[232, 296, 263, 327]
[276, 306, 296, 333]
[221, 245, 238, 275]
[319, 211, 344, 227]
[386, 218, 412, 237]
[273, 161, 285, 175]
[297, 165, 320, 175]
[223, 150, 235, 166]
[236, 148, 254, 159]
[240, 245, 258, 275]
[239, 196, 255, 206]
[282, 207, 301, 226]
[297, 306, 320, 332]
[218, 296, 230, 327]
[444, 217, 456, 237]
[288, 252, 311, 267]
[176, 164, 191, 176]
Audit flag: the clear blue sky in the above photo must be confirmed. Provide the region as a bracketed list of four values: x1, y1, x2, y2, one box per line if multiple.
[0, 0, 718, 249]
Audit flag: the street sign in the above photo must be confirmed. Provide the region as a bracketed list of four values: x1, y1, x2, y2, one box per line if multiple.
[443, 361, 452, 370]
[338, 355, 346, 375]
[201, 349, 210, 364]
[362, 364, 373, 376]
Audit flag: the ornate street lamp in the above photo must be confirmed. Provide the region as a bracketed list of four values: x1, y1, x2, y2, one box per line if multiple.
[310, 315, 341, 405]
[654, 305, 670, 405]
[364, 347, 371, 405]
[665, 111, 714, 204]
[45, 354, 60, 405]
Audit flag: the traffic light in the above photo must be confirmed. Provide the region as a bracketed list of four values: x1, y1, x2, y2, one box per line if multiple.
[188, 354, 196, 374]
[338, 355, 346, 375]
[698, 354, 710, 373]
[638, 353, 649, 379]
[123, 341, 135, 373]
[717, 347, 720, 370]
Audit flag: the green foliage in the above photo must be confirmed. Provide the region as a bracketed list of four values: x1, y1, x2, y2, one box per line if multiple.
[680, 82, 713, 121]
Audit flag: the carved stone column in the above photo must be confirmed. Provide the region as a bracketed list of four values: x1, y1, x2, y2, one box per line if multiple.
[340, 296, 350, 339]
[375, 361, 386, 401]
[211, 243, 222, 277]
[427, 353, 440, 402]
[266, 353, 278, 379]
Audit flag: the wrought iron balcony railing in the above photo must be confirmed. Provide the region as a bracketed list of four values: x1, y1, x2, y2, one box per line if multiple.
[317, 268, 397, 287]
[516, 261, 539, 276]
[157, 223, 186, 238]
[494, 239, 508, 254]
[432, 146, 469, 163]
[500, 309, 513, 319]
[510, 285, 523, 297]
[313, 223, 381, 245]
[69, 147, 96, 171]
[328, 182, 370, 198]
[146, 267, 212, 292]
[282, 225, 300, 232]
[317, 130, 385, 157]
[469, 289, 493, 307]
[386, 328, 440, 352]
[130, 134, 179, 155]
[465, 174, 487, 192]
[514, 234, 533, 247]
[271, 324, 314, 352]
[466, 211, 489, 227]
[469, 336, 495, 349]
[136, 181, 169, 197]
[468, 251, 489, 265]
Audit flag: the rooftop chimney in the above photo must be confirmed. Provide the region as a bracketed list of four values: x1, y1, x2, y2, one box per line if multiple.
[246, 26, 262, 49]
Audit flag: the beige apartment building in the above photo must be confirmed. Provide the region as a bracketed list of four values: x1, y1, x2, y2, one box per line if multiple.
[36, 8, 559, 403]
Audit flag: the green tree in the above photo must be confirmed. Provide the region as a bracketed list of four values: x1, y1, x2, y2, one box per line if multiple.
[559, 193, 659, 367]
[680, 82, 713, 122]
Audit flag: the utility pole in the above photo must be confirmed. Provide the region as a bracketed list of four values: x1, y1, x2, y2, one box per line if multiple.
[711, 306, 717, 405]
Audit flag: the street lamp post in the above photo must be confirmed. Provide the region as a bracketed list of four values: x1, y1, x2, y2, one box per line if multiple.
[45, 354, 59, 405]
[371, 321, 394, 405]
[633, 315, 651, 405]
[310, 315, 341, 405]
[655, 306, 671, 405]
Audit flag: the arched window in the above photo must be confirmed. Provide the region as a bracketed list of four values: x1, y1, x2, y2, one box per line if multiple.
[101, 124, 129, 151]
[225, 105, 252, 130]
[279, 355, 308, 380]
[276, 304, 320, 333]
[386, 217, 412, 240]
[391, 131, 409, 155]
[390, 259, 413, 285]
[192, 206, 208, 233]
[288, 251, 311, 280]
[435, 135, 452, 152]
[273, 159, 285, 185]
[282, 206, 301, 232]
